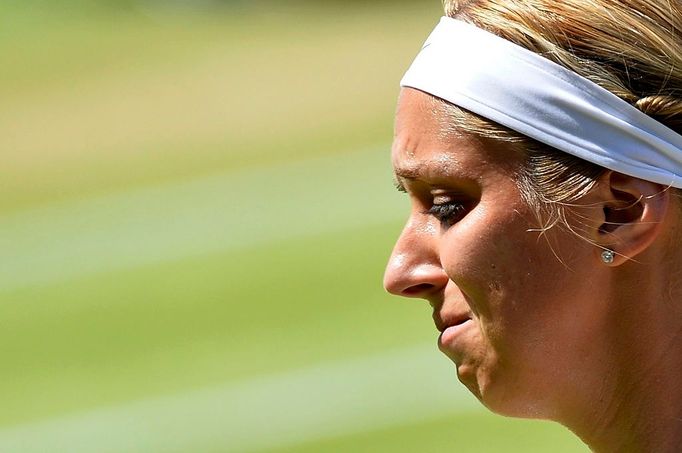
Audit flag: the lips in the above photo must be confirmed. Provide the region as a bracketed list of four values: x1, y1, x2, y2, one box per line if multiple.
[433, 311, 471, 333]
[436, 313, 474, 359]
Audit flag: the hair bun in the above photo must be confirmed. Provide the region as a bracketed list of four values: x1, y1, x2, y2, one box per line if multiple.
[635, 95, 682, 132]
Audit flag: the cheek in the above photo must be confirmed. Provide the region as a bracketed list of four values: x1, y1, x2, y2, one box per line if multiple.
[438, 210, 571, 361]
[438, 207, 539, 317]
[437, 204, 610, 415]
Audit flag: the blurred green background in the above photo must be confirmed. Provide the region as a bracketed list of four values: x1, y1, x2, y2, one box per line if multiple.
[0, 1, 586, 451]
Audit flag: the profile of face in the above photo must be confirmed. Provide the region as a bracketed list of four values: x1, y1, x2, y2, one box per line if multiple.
[384, 88, 614, 418]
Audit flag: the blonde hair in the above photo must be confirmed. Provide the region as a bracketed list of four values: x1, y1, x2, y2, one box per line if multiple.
[439, 0, 682, 229]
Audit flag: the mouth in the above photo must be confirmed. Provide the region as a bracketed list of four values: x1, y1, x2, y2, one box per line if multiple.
[434, 312, 473, 352]
[433, 312, 471, 333]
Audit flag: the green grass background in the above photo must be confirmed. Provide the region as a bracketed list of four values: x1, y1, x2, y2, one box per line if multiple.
[0, 2, 586, 451]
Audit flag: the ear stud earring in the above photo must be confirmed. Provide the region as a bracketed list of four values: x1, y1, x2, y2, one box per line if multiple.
[601, 249, 615, 264]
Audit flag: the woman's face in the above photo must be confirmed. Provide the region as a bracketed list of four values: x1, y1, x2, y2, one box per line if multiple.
[384, 88, 611, 418]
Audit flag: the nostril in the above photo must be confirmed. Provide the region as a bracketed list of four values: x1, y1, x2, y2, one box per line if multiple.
[402, 283, 436, 296]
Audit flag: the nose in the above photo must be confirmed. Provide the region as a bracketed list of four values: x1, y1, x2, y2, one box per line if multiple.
[383, 218, 449, 299]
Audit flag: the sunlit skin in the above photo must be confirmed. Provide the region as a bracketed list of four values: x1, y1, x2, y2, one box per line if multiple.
[384, 87, 682, 452]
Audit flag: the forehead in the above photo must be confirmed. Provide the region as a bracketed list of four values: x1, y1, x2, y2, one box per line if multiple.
[392, 88, 523, 181]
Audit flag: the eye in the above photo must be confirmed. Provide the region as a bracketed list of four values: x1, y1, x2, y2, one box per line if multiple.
[426, 201, 467, 227]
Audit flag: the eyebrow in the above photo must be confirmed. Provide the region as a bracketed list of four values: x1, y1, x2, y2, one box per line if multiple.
[392, 164, 423, 193]
[393, 164, 423, 180]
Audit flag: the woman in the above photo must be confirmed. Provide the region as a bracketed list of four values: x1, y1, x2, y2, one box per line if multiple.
[383, 0, 682, 451]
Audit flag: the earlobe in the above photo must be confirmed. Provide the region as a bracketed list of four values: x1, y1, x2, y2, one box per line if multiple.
[596, 172, 670, 265]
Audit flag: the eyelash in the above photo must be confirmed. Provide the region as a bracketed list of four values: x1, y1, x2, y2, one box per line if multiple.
[426, 201, 466, 227]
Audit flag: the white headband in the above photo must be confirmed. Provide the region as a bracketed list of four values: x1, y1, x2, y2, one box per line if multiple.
[401, 17, 682, 188]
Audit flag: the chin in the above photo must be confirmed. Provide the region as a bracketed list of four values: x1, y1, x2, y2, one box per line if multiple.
[457, 364, 550, 420]
[455, 363, 483, 400]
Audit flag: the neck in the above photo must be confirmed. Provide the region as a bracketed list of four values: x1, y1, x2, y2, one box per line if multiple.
[563, 265, 682, 452]
[580, 334, 682, 452]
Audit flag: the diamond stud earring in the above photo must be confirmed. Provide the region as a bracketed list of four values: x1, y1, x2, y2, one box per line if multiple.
[601, 249, 615, 264]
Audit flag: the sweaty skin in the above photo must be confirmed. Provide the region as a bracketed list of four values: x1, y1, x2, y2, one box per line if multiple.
[384, 87, 682, 452]
[384, 87, 612, 416]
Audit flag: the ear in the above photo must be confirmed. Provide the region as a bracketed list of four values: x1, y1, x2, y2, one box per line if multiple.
[595, 171, 670, 265]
